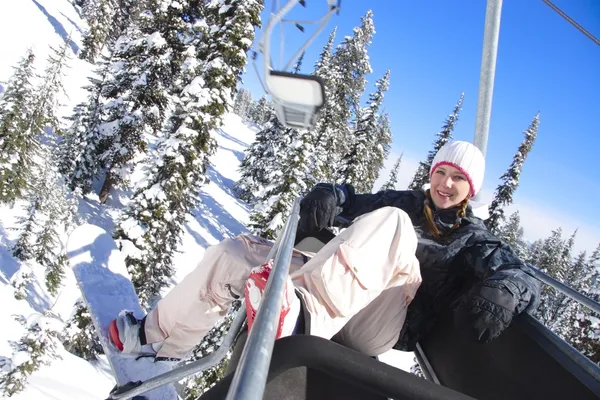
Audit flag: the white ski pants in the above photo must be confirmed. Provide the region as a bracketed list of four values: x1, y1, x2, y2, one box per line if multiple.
[144, 207, 422, 359]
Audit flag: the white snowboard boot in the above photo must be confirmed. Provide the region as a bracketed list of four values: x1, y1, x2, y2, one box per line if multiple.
[109, 311, 142, 354]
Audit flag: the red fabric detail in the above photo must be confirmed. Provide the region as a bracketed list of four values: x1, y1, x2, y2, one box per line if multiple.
[109, 320, 124, 351]
[430, 161, 475, 197]
[245, 259, 292, 339]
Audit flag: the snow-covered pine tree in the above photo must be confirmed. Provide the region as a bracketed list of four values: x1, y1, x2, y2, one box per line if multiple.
[65, 55, 113, 193]
[244, 49, 318, 236]
[495, 211, 527, 259]
[339, 70, 390, 192]
[62, 299, 103, 361]
[247, 123, 315, 238]
[10, 261, 35, 301]
[0, 312, 62, 396]
[12, 141, 77, 297]
[33, 38, 72, 138]
[0, 49, 38, 204]
[79, 0, 115, 62]
[235, 110, 286, 203]
[533, 228, 568, 328]
[307, 27, 337, 186]
[10, 40, 77, 297]
[573, 244, 600, 363]
[556, 249, 593, 346]
[115, 0, 263, 307]
[371, 112, 393, 188]
[233, 87, 253, 120]
[325, 11, 375, 183]
[408, 93, 464, 191]
[486, 114, 539, 233]
[95, 2, 192, 204]
[292, 51, 305, 73]
[110, 0, 138, 40]
[380, 152, 403, 191]
[249, 95, 269, 126]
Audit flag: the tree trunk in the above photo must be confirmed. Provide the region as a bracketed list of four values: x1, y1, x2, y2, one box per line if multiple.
[99, 170, 114, 204]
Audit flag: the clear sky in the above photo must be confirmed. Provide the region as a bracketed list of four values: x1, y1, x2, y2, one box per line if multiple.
[240, 0, 600, 254]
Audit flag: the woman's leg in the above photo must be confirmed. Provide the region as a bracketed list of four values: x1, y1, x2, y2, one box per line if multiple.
[291, 206, 422, 343]
[144, 235, 306, 359]
[331, 286, 415, 356]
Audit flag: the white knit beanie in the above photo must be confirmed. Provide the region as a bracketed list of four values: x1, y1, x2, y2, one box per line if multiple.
[430, 141, 486, 197]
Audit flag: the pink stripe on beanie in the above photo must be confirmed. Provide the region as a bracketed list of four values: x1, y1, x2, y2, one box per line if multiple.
[430, 141, 485, 197]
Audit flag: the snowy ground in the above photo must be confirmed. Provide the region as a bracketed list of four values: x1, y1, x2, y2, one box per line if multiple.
[0, 1, 414, 398]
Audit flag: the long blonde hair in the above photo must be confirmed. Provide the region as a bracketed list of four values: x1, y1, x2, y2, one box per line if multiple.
[423, 189, 470, 239]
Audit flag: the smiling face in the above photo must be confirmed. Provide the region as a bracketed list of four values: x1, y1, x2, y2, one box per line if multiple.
[430, 164, 472, 209]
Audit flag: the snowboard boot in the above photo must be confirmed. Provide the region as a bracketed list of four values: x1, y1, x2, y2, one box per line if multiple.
[245, 259, 301, 339]
[109, 311, 143, 354]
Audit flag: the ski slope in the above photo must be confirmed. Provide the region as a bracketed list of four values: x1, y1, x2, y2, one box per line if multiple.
[0, 1, 415, 399]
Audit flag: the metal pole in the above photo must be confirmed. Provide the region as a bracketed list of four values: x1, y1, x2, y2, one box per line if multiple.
[108, 305, 247, 399]
[527, 266, 600, 315]
[473, 0, 503, 157]
[225, 199, 301, 400]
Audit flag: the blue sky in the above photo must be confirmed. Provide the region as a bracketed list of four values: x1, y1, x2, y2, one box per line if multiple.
[240, 0, 600, 253]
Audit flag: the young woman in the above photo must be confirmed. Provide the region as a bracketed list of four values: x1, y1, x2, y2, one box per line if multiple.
[110, 141, 540, 360]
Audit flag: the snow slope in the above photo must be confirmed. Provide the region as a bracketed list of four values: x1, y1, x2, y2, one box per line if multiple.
[0, 1, 414, 399]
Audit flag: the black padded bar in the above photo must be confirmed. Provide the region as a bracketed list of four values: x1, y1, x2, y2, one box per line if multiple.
[200, 335, 476, 400]
[418, 311, 600, 400]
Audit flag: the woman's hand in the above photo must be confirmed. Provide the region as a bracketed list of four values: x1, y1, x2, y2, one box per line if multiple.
[299, 186, 343, 232]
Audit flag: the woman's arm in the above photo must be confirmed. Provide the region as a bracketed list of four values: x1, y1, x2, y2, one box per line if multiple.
[335, 184, 422, 222]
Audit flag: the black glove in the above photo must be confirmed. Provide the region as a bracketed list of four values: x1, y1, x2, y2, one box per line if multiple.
[299, 185, 344, 233]
[454, 279, 518, 344]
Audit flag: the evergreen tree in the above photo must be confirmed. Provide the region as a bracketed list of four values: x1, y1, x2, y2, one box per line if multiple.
[249, 95, 269, 126]
[115, 0, 263, 307]
[10, 40, 76, 297]
[533, 228, 567, 327]
[0, 313, 62, 396]
[0, 50, 38, 204]
[292, 51, 305, 73]
[574, 244, 600, 363]
[233, 87, 253, 120]
[307, 27, 337, 186]
[235, 113, 287, 203]
[496, 211, 527, 259]
[246, 52, 317, 238]
[34, 39, 72, 137]
[325, 11, 375, 182]
[79, 0, 114, 62]
[339, 70, 391, 192]
[408, 93, 464, 191]
[248, 123, 314, 239]
[65, 56, 112, 193]
[486, 114, 539, 233]
[62, 300, 103, 361]
[380, 153, 403, 191]
[95, 2, 191, 204]
[10, 261, 35, 301]
[371, 112, 393, 188]
[80, 0, 138, 63]
[12, 143, 77, 297]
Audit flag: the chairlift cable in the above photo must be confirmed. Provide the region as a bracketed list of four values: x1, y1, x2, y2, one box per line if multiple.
[542, 0, 600, 47]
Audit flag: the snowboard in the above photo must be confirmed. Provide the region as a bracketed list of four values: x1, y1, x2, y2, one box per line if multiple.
[66, 223, 179, 400]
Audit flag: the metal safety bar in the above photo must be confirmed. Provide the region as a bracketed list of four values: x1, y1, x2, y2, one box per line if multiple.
[473, 0, 503, 158]
[225, 199, 302, 400]
[108, 303, 247, 399]
[528, 266, 600, 315]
